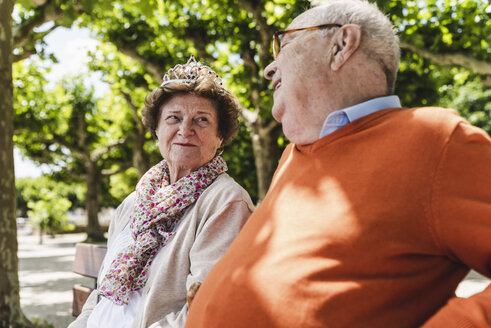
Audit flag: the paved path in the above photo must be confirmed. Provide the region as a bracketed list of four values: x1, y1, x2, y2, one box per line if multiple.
[17, 231, 490, 327]
[18, 232, 95, 328]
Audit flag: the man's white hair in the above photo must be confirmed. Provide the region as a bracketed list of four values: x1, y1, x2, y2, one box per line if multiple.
[313, 0, 400, 93]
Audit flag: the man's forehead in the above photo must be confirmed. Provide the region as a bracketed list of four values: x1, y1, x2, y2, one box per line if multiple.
[288, 7, 324, 29]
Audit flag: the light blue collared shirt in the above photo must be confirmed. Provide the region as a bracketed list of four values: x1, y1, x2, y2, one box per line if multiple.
[319, 96, 402, 139]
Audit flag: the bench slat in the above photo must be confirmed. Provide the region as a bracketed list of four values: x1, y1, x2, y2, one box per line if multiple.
[72, 243, 107, 317]
[72, 243, 107, 278]
[72, 284, 92, 317]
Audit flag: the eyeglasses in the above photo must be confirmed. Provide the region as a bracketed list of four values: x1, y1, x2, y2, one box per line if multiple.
[272, 23, 342, 59]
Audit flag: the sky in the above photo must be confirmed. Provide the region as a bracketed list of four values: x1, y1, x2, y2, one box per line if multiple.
[14, 26, 101, 178]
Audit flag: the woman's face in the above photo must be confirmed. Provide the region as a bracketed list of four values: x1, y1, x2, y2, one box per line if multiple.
[156, 93, 223, 181]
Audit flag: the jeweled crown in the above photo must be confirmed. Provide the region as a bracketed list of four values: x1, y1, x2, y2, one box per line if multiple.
[160, 55, 223, 87]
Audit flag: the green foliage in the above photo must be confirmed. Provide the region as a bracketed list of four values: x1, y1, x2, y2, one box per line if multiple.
[389, 0, 490, 59]
[31, 316, 55, 328]
[11, 0, 491, 204]
[13, 0, 114, 61]
[222, 121, 258, 202]
[439, 74, 491, 133]
[73, 0, 313, 198]
[99, 176, 125, 208]
[17, 176, 84, 210]
[109, 167, 140, 200]
[13, 58, 133, 174]
[17, 176, 78, 234]
[28, 195, 72, 234]
[13, 57, 137, 236]
[385, 0, 490, 108]
[15, 178, 30, 217]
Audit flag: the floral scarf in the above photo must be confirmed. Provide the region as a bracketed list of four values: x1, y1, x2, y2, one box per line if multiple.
[98, 155, 227, 305]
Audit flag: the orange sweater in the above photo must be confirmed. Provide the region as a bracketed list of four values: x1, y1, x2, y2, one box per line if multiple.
[186, 107, 491, 328]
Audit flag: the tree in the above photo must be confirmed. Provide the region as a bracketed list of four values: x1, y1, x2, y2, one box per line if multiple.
[79, 0, 313, 200]
[28, 193, 72, 244]
[86, 42, 158, 177]
[440, 74, 491, 134]
[17, 176, 83, 243]
[88, 40, 261, 200]
[12, 0, 116, 62]
[14, 62, 134, 241]
[388, 0, 491, 87]
[0, 0, 34, 325]
[12, 0, 491, 205]
[383, 0, 490, 134]
[77, 0, 490, 201]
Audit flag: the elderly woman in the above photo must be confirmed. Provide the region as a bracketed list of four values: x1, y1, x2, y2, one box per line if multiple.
[69, 55, 254, 328]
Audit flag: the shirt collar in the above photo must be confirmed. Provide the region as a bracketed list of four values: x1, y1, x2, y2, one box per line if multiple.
[319, 95, 401, 139]
[343, 95, 401, 122]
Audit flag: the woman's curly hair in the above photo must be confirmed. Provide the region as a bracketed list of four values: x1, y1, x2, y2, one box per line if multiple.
[141, 59, 241, 146]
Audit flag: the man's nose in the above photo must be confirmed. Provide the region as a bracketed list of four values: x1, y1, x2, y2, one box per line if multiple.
[264, 61, 276, 80]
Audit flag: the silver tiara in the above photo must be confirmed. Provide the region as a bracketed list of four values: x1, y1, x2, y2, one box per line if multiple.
[160, 55, 223, 87]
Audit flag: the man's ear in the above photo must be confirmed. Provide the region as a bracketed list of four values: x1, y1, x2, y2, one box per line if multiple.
[330, 24, 361, 71]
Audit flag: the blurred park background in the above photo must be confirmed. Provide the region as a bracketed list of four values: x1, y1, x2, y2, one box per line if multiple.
[1, 0, 490, 326]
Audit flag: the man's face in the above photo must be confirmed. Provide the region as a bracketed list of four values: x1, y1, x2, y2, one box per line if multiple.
[264, 9, 335, 145]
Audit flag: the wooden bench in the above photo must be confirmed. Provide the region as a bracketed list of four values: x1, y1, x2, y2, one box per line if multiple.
[72, 243, 107, 317]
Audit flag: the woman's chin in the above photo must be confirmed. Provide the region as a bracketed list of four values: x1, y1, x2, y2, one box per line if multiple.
[166, 157, 201, 174]
[166, 150, 199, 164]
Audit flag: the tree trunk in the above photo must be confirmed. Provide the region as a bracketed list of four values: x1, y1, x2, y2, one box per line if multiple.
[0, 0, 33, 325]
[75, 110, 105, 242]
[38, 227, 43, 245]
[85, 162, 105, 242]
[133, 135, 149, 178]
[244, 112, 283, 201]
[122, 90, 150, 177]
[132, 111, 150, 178]
[254, 128, 282, 201]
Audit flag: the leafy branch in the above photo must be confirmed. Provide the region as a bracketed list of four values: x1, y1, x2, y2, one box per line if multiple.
[400, 41, 491, 87]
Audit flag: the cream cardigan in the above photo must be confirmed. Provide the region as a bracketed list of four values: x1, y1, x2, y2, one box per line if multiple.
[69, 173, 254, 327]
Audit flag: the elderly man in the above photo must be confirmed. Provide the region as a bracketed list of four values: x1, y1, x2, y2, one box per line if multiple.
[186, 0, 491, 327]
